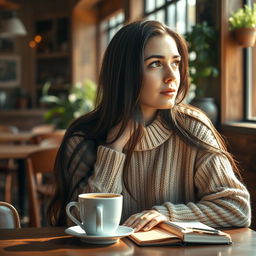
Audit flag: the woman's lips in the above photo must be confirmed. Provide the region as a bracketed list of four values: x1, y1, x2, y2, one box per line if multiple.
[160, 89, 176, 96]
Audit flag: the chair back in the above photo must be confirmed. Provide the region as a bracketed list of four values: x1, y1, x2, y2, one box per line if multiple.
[32, 129, 65, 145]
[0, 125, 19, 134]
[0, 201, 21, 228]
[26, 147, 59, 227]
[31, 124, 55, 135]
[0, 125, 19, 202]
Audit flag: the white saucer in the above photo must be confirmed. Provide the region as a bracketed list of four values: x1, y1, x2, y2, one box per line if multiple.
[65, 225, 134, 244]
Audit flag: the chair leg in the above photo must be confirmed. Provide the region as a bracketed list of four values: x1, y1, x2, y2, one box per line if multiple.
[4, 171, 12, 203]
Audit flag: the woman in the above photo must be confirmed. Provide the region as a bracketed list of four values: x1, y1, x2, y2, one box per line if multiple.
[47, 20, 251, 231]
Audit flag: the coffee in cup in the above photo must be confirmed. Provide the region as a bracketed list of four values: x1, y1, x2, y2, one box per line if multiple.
[66, 193, 123, 236]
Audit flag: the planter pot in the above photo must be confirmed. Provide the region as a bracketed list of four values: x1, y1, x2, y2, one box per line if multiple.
[190, 97, 218, 125]
[233, 28, 256, 47]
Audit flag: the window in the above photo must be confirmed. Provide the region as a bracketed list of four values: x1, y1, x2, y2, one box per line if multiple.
[99, 11, 124, 65]
[144, 0, 196, 34]
[101, 12, 125, 44]
[245, 0, 256, 121]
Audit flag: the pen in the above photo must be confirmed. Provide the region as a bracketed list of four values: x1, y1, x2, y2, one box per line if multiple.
[186, 227, 221, 235]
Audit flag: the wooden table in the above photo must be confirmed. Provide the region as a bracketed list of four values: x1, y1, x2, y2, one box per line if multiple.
[0, 144, 56, 159]
[0, 132, 34, 144]
[0, 227, 255, 255]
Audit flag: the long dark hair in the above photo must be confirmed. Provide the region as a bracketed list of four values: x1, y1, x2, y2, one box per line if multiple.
[47, 20, 238, 226]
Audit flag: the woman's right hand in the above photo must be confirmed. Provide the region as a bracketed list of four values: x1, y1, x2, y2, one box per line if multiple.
[106, 121, 136, 152]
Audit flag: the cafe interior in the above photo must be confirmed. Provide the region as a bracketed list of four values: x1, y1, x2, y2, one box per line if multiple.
[0, 0, 256, 251]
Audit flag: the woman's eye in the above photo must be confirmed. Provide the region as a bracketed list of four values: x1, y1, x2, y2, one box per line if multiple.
[171, 60, 180, 69]
[149, 61, 162, 68]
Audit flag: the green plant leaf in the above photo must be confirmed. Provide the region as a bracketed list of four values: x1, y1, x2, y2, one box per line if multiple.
[41, 80, 96, 129]
[40, 95, 62, 104]
[184, 22, 219, 98]
[229, 3, 256, 30]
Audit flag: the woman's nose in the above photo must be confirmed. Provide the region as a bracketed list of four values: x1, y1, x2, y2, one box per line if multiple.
[164, 66, 176, 84]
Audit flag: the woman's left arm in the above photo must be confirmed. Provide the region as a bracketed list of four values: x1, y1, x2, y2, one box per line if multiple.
[152, 153, 251, 229]
[124, 153, 251, 231]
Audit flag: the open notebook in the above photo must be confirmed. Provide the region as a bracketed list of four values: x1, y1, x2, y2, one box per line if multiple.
[129, 221, 232, 246]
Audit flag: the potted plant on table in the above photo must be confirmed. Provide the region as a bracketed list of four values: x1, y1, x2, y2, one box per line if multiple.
[229, 3, 256, 47]
[184, 22, 219, 125]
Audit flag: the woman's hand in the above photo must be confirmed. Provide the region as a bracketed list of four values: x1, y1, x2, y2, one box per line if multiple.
[106, 120, 137, 152]
[123, 210, 168, 232]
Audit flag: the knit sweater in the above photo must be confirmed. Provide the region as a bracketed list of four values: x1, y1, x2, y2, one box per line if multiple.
[66, 110, 251, 228]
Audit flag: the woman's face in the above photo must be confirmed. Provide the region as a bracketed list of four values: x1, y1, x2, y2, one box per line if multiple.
[140, 34, 181, 124]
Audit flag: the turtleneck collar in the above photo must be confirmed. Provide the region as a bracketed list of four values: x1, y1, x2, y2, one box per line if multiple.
[134, 117, 172, 151]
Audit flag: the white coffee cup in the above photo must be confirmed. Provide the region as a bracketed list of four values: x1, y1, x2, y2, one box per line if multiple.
[66, 193, 123, 236]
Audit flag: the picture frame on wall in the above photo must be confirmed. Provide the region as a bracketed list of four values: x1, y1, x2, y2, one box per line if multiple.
[0, 55, 21, 87]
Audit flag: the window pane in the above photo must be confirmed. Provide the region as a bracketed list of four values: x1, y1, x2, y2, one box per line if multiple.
[108, 28, 115, 41]
[101, 20, 108, 31]
[102, 11, 125, 44]
[187, 0, 196, 31]
[116, 24, 123, 32]
[147, 13, 156, 20]
[109, 16, 116, 27]
[144, 0, 196, 35]
[176, 0, 186, 34]
[156, 0, 165, 8]
[145, 0, 155, 13]
[167, 4, 176, 29]
[156, 9, 165, 23]
[116, 12, 124, 24]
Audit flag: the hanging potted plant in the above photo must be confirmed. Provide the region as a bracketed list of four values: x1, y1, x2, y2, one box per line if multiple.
[184, 22, 219, 125]
[229, 3, 256, 47]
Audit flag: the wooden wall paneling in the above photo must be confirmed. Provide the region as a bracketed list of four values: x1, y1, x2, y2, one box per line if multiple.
[124, 0, 144, 22]
[221, 128, 256, 230]
[220, 0, 244, 123]
[17, 1, 36, 106]
[9, 0, 74, 108]
[72, 0, 143, 84]
[97, 0, 123, 21]
[251, 46, 256, 117]
[72, 4, 97, 84]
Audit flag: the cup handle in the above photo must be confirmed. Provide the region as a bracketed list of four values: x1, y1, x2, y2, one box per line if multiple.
[66, 201, 82, 227]
[96, 205, 103, 233]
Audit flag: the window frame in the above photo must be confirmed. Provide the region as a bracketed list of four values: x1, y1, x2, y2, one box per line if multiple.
[143, 0, 196, 34]
[104, 12, 125, 43]
[244, 0, 256, 122]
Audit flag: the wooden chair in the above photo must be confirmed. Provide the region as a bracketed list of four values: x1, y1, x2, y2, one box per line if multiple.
[0, 125, 19, 202]
[0, 125, 19, 134]
[32, 129, 65, 146]
[26, 147, 59, 227]
[0, 201, 21, 228]
[31, 124, 55, 135]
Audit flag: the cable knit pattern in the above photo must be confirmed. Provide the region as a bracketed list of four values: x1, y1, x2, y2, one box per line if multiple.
[68, 109, 251, 228]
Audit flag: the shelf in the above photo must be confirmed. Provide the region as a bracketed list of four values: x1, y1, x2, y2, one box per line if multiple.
[33, 16, 71, 108]
[36, 84, 70, 91]
[36, 52, 70, 59]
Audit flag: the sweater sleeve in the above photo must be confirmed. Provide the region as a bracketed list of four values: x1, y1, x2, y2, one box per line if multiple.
[153, 153, 251, 228]
[84, 145, 126, 193]
[64, 138, 125, 226]
[154, 112, 251, 228]
[64, 136, 125, 201]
